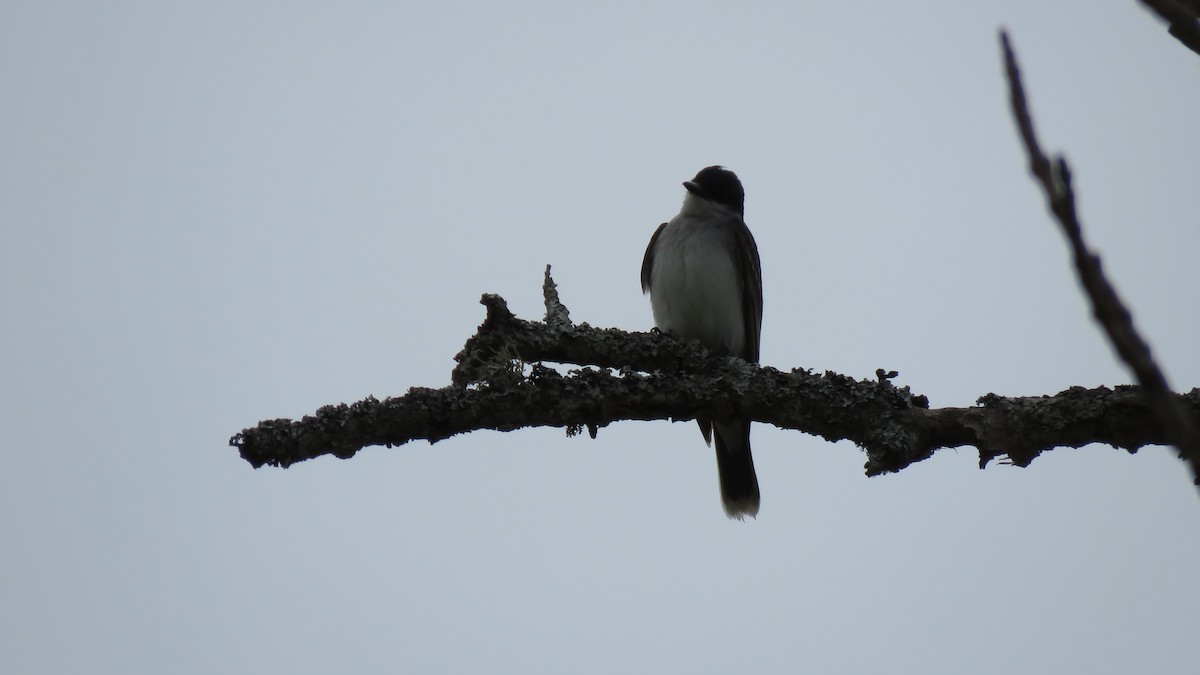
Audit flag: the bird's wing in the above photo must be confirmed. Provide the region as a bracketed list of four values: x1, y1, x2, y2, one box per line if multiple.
[732, 219, 763, 363]
[640, 222, 668, 294]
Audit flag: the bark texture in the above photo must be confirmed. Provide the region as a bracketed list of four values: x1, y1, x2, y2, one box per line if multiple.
[230, 285, 1200, 478]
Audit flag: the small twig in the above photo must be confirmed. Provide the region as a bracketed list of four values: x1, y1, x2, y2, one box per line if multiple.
[542, 264, 572, 329]
[1139, 0, 1200, 57]
[1000, 29, 1200, 485]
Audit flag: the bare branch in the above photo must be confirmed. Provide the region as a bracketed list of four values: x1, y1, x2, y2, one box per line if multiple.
[1139, 0, 1200, 57]
[1000, 30, 1200, 485]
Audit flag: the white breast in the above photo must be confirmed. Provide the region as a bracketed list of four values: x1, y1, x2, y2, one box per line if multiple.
[649, 204, 745, 357]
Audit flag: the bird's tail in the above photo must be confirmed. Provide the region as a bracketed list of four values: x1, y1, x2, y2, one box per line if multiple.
[706, 419, 760, 519]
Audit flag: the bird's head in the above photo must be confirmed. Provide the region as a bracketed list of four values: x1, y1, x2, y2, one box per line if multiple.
[682, 165, 744, 216]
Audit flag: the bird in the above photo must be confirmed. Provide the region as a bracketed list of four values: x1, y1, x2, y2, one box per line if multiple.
[640, 166, 763, 519]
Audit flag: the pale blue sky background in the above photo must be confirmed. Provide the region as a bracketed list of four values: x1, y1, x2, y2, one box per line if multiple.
[3, 2, 1199, 673]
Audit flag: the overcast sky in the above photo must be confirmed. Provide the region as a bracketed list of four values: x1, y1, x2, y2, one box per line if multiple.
[3, 2, 1199, 673]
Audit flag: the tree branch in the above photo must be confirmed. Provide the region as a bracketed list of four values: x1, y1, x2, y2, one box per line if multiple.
[227, 38, 1200, 488]
[1000, 30, 1200, 484]
[230, 281, 1200, 477]
[1139, 0, 1200, 57]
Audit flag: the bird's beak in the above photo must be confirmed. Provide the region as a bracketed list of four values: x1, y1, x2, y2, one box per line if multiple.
[683, 180, 703, 197]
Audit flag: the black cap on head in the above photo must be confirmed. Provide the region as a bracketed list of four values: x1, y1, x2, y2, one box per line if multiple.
[683, 165, 744, 216]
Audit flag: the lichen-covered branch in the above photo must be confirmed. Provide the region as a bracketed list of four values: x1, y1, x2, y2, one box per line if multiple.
[1000, 30, 1200, 485]
[230, 289, 1200, 478]
[229, 34, 1200, 487]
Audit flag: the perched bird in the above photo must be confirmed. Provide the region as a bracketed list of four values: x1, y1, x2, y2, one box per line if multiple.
[641, 166, 763, 519]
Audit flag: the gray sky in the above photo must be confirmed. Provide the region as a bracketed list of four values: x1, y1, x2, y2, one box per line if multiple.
[3, 2, 1199, 673]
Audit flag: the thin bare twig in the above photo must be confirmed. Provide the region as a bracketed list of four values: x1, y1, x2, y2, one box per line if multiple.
[999, 29, 1200, 485]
